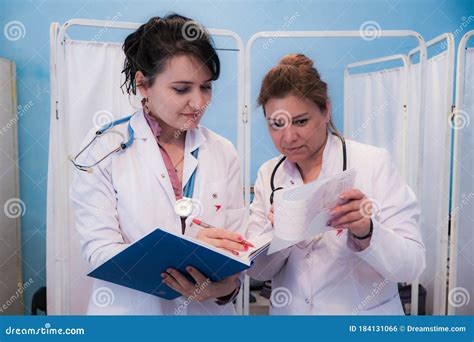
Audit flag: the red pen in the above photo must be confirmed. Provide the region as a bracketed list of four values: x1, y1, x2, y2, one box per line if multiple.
[192, 218, 255, 248]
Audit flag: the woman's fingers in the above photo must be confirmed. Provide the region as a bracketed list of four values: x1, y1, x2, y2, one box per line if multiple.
[208, 237, 248, 252]
[197, 227, 253, 253]
[339, 188, 365, 201]
[161, 272, 188, 296]
[328, 210, 361, 227]
[165, 268, 194, 292]
[328, 189, 372, 237]
[330, 190, 370, 221]
[202, 228, 243, 242]
[186, 266, 211, 286]
[330, 199, 362, 217]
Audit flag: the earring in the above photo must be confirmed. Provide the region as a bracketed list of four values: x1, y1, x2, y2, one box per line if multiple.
[142, 97, 150, 114]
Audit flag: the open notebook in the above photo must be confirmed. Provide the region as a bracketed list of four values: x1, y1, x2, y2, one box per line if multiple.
[88, 228, 272, 300]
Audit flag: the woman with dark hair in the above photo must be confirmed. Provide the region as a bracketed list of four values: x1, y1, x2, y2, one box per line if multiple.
[71, 14, 245, 315]
[246, 54, 426, 315]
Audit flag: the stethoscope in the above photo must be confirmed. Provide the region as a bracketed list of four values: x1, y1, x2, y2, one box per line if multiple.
[269, 133, 347, 205]
[69, 114, 200, 226]
[69, 115, 135, 173]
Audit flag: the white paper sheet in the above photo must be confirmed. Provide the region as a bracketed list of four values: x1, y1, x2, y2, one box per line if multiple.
[268, 168, 357, 254]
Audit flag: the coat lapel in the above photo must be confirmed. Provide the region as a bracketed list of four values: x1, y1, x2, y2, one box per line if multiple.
[130, 110, 176, 207]
[182, 127, 206, 192]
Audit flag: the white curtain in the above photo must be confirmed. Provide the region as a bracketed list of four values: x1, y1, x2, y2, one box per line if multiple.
[0, 58, 22, 314]
[409, 52, 452, 315]
[452, 47, 474, 315]
[344, 52, 457, 315]
[344, 66, 408, 177]
[47, 40, 138, 314]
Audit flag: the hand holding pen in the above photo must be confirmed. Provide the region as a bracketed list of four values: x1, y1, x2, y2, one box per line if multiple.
[193, 218, 254, 256]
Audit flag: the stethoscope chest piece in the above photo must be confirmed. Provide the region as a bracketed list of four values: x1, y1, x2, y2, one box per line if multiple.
[174, 197, 195, 218]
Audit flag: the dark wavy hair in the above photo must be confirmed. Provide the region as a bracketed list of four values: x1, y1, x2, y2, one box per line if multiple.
[121, 14, 220, 95]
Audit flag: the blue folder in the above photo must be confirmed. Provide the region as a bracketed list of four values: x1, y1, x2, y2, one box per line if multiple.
[87, 228, 254, 300]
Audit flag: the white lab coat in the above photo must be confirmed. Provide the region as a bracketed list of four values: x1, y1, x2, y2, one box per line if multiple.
[70, 109, 244, 315]
[246, 133, 426, 315]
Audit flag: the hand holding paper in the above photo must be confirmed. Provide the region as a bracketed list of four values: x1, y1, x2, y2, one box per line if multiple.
[268, 168, 357, 254]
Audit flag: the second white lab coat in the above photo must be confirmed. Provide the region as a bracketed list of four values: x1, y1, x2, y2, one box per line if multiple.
[246, 133, 426, 315]
[70, 109, 244, 315]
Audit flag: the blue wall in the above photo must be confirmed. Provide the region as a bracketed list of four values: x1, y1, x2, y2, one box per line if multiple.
[0, 0, 472, 314]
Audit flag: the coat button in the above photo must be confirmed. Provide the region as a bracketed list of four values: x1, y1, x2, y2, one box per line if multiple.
[305, 298, 310, 304]
[290, 180, 294, 185]
[305, 253, 311, 259]
[161, 173, 166, 179]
